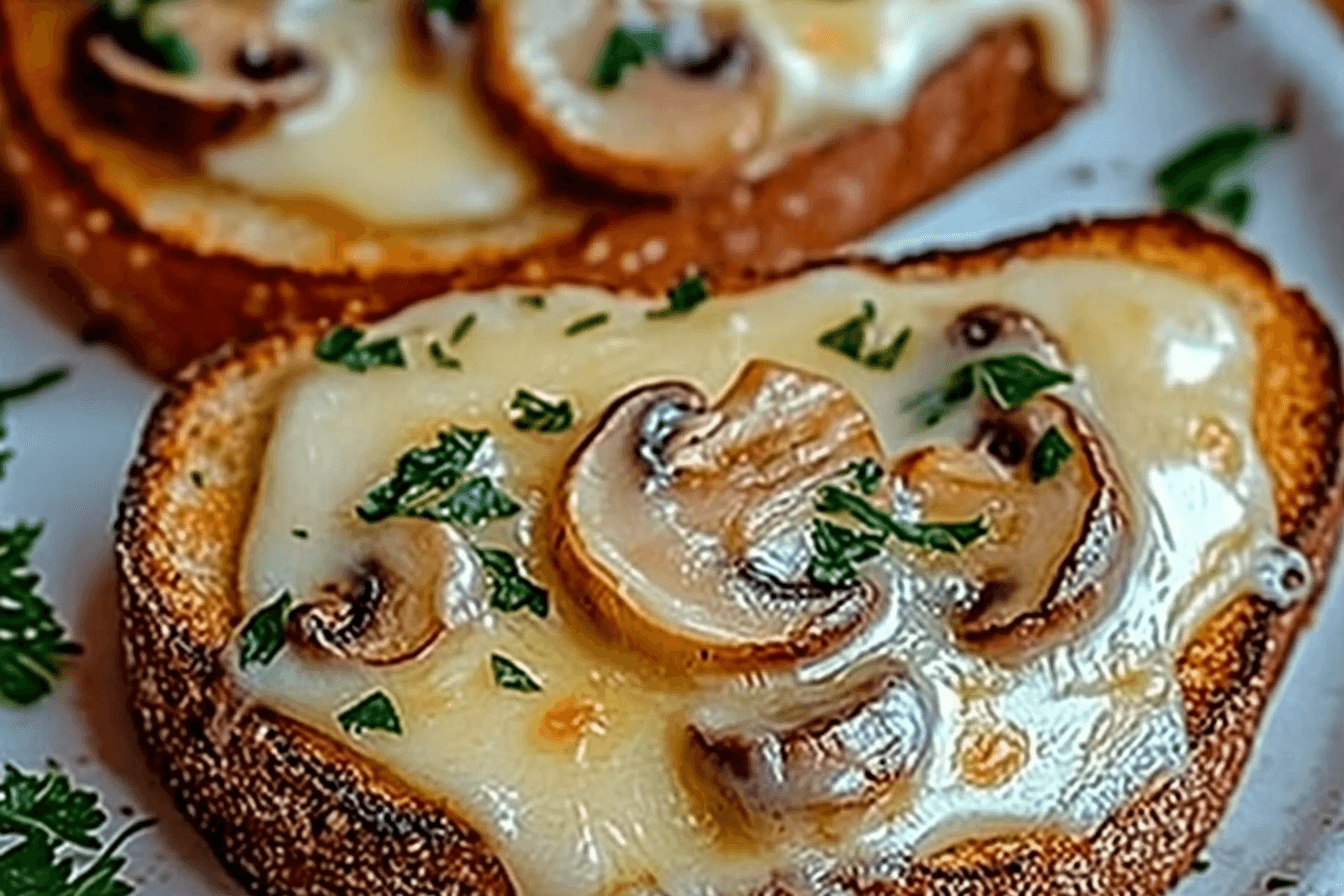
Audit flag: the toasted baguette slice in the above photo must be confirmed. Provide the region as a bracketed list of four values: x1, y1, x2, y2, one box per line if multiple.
[115, 216, 1344, 896]
[0, 0, 1103, 375]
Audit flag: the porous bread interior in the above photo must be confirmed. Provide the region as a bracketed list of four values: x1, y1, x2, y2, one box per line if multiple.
[115, 216, 1344, 896]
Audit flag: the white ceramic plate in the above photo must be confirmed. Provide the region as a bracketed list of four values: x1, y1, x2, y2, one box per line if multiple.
[3, 0, 1344, 892]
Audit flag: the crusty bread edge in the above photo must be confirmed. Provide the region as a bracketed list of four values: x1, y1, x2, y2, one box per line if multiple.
[115, 214, 1344, 896]
[0, 0, 1104, 375]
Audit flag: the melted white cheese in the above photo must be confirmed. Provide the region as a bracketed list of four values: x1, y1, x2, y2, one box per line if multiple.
[236, 259, 1305, 896]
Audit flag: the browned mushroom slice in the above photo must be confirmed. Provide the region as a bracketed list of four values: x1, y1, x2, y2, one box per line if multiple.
[73, 0, 325, 152]
[688, 662, 932, 815]
[946, 304, 1067, 359]
[896, 396, 1132, 655]
[480, 0, 774, 194]
[287, 518, 480, 665]
[555, 359, 887, 671]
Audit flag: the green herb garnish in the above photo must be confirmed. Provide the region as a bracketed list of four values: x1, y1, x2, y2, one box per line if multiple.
[357, 427, 487, 522]
[904, 355, 1073, 427]
[0, 523, 81, 706]
[315, 326, 406, 373]
[0, 367, 69, 406]
[449, 313, 477, 346]
[591, 27, 663, 89]
[1264, 877, 1298, 892]
[0, 764, 154, 896]
[519, 295, 546, 310]
[145, 29, 196, 74]
[291, 528, 309, 539]
[565, 312, 610, 336]
[337, 691, 403, 736]
[238, 591, 291, 670]
[477, 549, 549, 618]
[424, 0, 476, 23]
[817, 301, 912, 371]
[509, 389, 574, 434]
[806, 519, 885, 587]
[428, 341, 461, 370]
[1030, 426, 1074, 483]
[425, 476, 522, 527]
[845, 458, 884, 496]
[1155, 122, 1286, 227]
[648, 274, 710, 319]
[491, 654, 542, 692]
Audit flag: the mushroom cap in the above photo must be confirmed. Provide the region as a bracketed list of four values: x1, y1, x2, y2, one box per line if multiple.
[480, 0, 775, 194]
[286, 517, 482, 665]
[76, 0, 325, 151]
[555, 359, 888, 671]
[688, 660, 932, 814]
[896, 395, 1132, 655]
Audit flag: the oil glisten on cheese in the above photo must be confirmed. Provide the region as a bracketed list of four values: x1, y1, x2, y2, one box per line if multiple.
[237, 260, 1306, 896]
[202, 0, 1092, 225]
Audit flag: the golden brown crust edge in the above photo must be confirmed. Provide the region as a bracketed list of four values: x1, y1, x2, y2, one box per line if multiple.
[0, 0, 1104, 376]
[114, 215, 1344, 896]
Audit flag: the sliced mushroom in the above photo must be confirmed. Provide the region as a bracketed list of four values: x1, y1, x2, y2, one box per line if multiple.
[480, 0, 775, 194]
[72, 0, 325, 152]
[554, 359, 887, 671]
[946, 304, 1066, 359]
[895, 395, 1132, 655]
[287, 518, 482, 665]
[688, 662, 931, 815]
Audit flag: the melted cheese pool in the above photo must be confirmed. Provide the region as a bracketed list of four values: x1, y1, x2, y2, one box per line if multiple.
[236, 259, 1306, 896]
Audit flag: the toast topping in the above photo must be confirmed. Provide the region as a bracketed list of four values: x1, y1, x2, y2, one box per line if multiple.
[235, 263, 1294, 896]
[81, 0, 326, 149]
[485, 0, 1095, 192]
[689, 660, 931, 815]
[898, 396, 1132, 655]
[556, 361, 888, 670]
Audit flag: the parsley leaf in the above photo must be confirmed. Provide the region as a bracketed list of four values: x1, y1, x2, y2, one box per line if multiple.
[648, 274, 710, 319]
[807, 519, 885, 587]
[519, 294, 546, 310]
[337, 691, 402, 736]
[424, 0, 476, 22]
[1155, 122, 1285, 227]
[428, 342, 461, 370]
[477, 548, 549, 618]
[818, 302, 912, 370]
[904, 355, 1073, 427]
[491, 654, 542, 692]
[426, 476, 522, 527]
[509, 390, 574, 434]
[1030, 426, 1074, 483]
[845, 458, 884, 496]
[357, 427, 487, 522]
[0, 368, 69, 406]
[816, 485, 987, 556]
[0, 764, 153, 896]
[0, 523, 81, 705]
[565, 312, 610, 336]
[315, 326, 406, 373]
[237, 591, 291, 670]
[591, 27, 663, 89]
[449, 313, 477, 346]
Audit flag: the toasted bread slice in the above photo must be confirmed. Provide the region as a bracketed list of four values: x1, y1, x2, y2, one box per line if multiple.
[115, 216, 1343, 896]
[0, 0, 1104, 375]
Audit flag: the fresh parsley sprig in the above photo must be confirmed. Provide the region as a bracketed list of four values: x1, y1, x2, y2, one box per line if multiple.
[315, 326, 406, 373]
[904, 354, 1073, 427]
[0, 764, 154, 896]
[509, 389, 574, 434]
[818, 301, 912, 371]
[1155, 122, 1287, 227]
[591, 27, 663, 89]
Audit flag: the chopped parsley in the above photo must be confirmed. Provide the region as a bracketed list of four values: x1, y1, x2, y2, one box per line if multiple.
[237, 591, 291, 670]
[0, 764, 154, 896]
[97, 0, 196, 74]
[509, 389, 574, 434]
[591, 27, 663, 90]
[519, 294, 546, 310]
[0, 367, 69, 405]
[564, 312, 610, 336]
[1156, 122, 1286, 227]
[648, 274, 710, 319]
[476, 548, 549, 618]
[1030, 426, 1074, 483]
[905, 354, 1073, 427]
[359, 429, 522, 528]
[491, 654, 542, 692]
[291, 528, 309, 539]
[449, 313, 477, 346]
[807, 519, 885, 587]
[315, 326, 406, 373]
[337, 691, 403, 736]
[425, 476, 521, 527]
[1264, 877, 1298, 892]
[845, 458, 884, 496]
[428, 341, 461, 370]
[816, 486, 987, 554]
[424, 0, 476, 23]
[817, 301, 912, 371]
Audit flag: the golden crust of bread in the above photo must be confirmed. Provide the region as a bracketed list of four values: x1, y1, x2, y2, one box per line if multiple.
[1, 0, 1104, 375]
[115, 215, 1344, 896]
